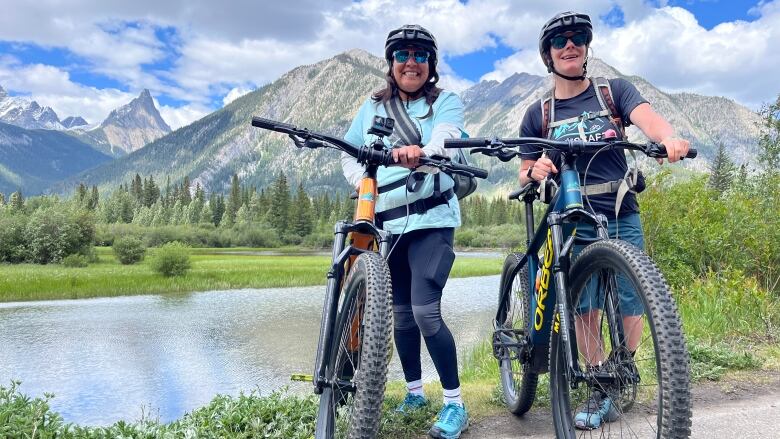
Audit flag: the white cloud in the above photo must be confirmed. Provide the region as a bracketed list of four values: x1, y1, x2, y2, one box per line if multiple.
[222, 86, 253, 106]
[159, 104, 210, 130]
[0, 0, 778, 119]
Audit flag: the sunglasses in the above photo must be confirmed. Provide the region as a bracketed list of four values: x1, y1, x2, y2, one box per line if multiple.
[550, 32, 589, 50]
[393, 49, 430, 64]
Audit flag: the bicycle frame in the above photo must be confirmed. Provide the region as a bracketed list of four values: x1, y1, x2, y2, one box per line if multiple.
[495, 152, 618, 386]
[312, 160, 392, 394]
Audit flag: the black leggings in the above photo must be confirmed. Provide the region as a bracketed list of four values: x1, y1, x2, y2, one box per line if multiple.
[387, 227, 459, 390]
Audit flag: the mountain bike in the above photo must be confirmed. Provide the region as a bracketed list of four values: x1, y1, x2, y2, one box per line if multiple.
[445, 134, 696, 438]
[251, 115, 488, 439]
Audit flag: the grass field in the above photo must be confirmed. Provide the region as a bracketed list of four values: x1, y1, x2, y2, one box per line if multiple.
[0, 247, 503, 302]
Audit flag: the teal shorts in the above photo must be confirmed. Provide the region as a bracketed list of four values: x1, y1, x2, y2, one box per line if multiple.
[572, 213, 645, 316]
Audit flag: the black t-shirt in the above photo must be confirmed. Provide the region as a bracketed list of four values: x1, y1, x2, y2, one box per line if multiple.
[519, 78, 648, 217]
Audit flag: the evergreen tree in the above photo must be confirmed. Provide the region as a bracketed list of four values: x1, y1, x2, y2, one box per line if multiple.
[291, 182, 314, 236]
[194, 183, 205, 203]
[708, 142, 736, 194]
[212, 194, 226, 226]
[143, 176, 160, 207]
[0, 192, 5, 206]
[76, 183, 88, 205]
[88, 185, 99, 210]
[228, 173, 242, 220]
[269, 173, 290, 234]
[181, 176, 192, 205]
[131, 174, 143, 204]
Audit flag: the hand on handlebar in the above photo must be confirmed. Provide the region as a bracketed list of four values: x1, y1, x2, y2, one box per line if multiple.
[658, 137, 690, 164]
[392, 145, 425, 169]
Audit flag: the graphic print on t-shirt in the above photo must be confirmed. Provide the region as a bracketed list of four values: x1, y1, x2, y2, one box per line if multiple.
[551, 111, 613, 142]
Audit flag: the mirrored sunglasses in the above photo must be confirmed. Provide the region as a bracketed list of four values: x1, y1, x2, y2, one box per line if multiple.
[393, 49, 430, 64]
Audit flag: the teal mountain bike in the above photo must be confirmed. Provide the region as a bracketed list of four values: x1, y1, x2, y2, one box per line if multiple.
[445, 134, 696, 438]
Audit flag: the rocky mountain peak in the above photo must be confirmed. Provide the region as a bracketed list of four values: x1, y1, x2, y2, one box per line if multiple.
[95, 89, 172, 154]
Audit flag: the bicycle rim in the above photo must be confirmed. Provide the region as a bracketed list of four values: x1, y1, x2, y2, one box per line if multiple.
[315, 252, 392, 439]
[497, 253, 538, 415]
[550, 239, 691, 438]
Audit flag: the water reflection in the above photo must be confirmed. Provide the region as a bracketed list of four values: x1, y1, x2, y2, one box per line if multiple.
[0, 275, 499, 425]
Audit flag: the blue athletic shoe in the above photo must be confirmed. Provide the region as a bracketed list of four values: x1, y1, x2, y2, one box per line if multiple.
[574, 390, 620, 430]
[429, 403, 469, 439]
[396, 393, 429, 413]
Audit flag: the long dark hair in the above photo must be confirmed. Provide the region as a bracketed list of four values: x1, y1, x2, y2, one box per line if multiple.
[371, 64, 442, 118]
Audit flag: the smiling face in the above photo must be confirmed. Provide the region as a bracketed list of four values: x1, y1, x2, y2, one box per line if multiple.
[392, 45, 430, 98]
[549, 31, 588, 77]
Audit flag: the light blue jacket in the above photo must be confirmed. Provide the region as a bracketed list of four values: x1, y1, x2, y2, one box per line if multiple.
[342, 91, 464, 234]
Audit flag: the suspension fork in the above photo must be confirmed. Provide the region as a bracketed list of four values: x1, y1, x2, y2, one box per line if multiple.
[313, 221, 349, 393]
[548, 219, 582, 382]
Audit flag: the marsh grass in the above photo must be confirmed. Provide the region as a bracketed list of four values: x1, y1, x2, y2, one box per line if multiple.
[0, 247, 502, 302]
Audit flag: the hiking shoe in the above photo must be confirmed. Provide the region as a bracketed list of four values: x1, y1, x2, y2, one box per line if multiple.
[574, 390, 620, 430]
[396, 393, 428, 413]
[429, 403, 469, 439]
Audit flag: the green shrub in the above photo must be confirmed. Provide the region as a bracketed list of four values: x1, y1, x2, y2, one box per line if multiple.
[113, 236, 146, 265]
[61, 254, 89, 267]
[0, 213, 29, 263]
[151, 241, 191, 277]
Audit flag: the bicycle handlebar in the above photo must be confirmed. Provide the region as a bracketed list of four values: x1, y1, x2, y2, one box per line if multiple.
[444, 136, 697, 160]
[252, 116, 489, 179]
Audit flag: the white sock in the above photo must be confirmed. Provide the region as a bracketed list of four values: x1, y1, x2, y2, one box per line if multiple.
[443, 387, 463, 407]
[406, 379, 424, 397]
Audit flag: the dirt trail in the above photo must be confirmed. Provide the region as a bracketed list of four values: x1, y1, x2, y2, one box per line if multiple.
[462, 372, 780, 438]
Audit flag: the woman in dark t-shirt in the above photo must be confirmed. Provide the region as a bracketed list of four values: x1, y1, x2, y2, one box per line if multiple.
[518, 11, 691, 431]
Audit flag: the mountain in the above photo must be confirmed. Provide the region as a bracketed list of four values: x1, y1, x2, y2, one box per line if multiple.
[61, 50, 762, 195]
[73, 89, 172, 157]
[0, 122, 112, 195]
[0, 85, 64, 130]
[61, 116, 89, 129]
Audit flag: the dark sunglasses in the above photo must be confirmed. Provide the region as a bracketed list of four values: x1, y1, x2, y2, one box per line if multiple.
[393, 49, 430, 64]
[550, 32, 588, 49]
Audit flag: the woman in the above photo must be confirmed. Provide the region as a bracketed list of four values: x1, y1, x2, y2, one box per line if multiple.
[341, 24, 468, 439]
[517, 11, 690, 430]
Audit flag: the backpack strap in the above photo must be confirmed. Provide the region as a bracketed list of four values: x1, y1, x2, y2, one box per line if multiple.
[541, 88, 554, 139]
[591, 76, 626, 140]
[384, 96, 422, 146]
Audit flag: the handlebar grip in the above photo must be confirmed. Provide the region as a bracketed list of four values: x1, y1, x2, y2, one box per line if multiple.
[444, 138, 489, 149]
[251, 116, 295, 132]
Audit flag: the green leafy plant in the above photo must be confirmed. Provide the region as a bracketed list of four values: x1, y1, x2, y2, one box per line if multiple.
[112, 236, 146, 265]
[150, 241, 191, 277]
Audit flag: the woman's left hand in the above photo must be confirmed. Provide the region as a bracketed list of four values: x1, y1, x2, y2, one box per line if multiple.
[393, 145, 425, 168]
[659, 137, 690, 164]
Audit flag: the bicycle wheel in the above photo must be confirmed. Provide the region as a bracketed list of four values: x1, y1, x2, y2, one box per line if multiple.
[496, 252, 539, 415]
[314, 252, 393, 439]
[549, 239, 691, 438]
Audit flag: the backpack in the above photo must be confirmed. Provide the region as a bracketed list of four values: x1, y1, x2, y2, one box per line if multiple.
[540, 77, 645, 218]
[383, 97, 477, 200]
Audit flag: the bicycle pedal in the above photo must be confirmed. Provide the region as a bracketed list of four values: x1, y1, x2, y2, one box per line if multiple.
[290, 374, 313, 382]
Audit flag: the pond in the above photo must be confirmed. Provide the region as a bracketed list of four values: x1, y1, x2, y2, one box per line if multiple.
[0, 275, 500, 425]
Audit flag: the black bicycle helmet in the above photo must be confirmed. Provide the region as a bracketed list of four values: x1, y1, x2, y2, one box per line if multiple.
[384, 24, 438, 67]
[538, 11, 593, 79]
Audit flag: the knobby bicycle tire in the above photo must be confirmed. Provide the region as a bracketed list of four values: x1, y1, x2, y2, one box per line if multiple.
[496, 252, 539, 415]
[549, 239, 691, 438]
[314, 252, 393, 439]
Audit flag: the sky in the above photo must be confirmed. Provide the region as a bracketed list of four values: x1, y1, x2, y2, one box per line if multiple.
[0, 0, 777, 130]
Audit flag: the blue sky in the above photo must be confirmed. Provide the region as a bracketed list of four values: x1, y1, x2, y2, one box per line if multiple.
[0, 0, 777, 129]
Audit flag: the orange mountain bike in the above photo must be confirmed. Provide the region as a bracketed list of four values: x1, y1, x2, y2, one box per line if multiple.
[251, 115, 487, 439]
